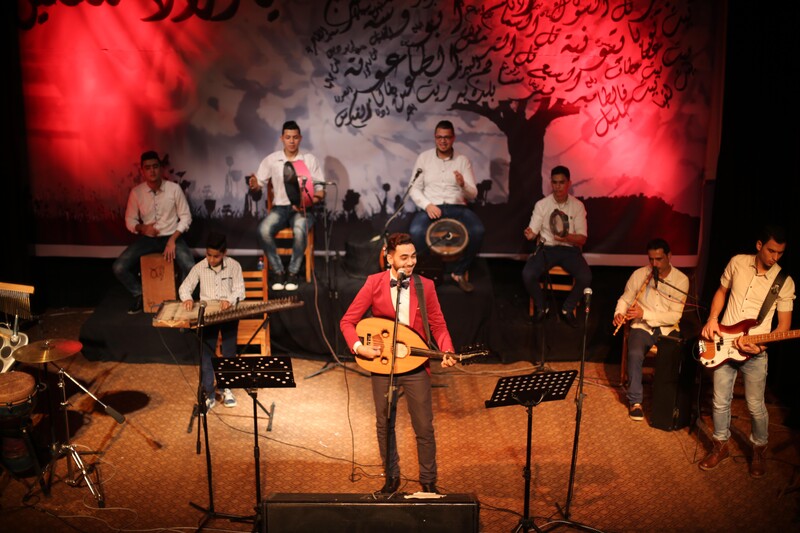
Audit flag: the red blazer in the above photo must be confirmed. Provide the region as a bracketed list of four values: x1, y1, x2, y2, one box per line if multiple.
[340, 270, 454, 354]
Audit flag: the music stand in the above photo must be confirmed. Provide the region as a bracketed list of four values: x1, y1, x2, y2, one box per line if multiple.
[210, 356, 296, 531]
[485, 370, 577, 533]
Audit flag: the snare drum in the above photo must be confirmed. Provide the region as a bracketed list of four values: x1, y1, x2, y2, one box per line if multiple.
[425, 218, 469, 262]
[0, 371, 37, 420]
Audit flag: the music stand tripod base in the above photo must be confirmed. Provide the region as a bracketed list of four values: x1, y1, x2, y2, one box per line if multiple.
[485, 370, 577, 533]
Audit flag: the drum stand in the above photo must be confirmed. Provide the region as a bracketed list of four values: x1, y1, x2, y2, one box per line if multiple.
[36, 366, 124, 508]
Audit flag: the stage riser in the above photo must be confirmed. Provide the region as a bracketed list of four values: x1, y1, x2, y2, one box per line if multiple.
[262, 493, 479, 533]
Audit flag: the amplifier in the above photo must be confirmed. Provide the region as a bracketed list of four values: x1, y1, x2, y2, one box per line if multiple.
[262, 492, 480, 533]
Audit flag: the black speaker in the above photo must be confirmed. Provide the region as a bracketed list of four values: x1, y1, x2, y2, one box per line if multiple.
[650, 338, 695, 431]
[262, 493, 480, 533]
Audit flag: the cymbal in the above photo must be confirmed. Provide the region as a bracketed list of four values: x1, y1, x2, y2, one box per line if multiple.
[13, 339, 83, 364]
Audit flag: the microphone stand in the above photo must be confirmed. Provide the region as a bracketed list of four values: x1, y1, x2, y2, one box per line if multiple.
[532, 239, 554, 374]
[381, 272, 406, 492]
[543, 291, 600, 533]
[381, 169, 422, 262]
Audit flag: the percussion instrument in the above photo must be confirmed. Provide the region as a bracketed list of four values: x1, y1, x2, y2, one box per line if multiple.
[0, 281, 34, 373]
[13, 339, 83, 364]
[153, 297, 304, 328]
[284, 160, 315, 208]
[0, 371, 37, 420]
[425, 218, 469, 261]
[549, 209, 569, 238]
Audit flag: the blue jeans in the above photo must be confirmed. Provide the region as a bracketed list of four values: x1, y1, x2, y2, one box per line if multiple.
[711, 354, 769, 446]
[200, 322, 238, 399]
[258, 206, 313, 276]
[522, 246, 592, 313]
[409, 205, 484, 276]
[625, 328, 657, 405]
[112, 236, 195, 298]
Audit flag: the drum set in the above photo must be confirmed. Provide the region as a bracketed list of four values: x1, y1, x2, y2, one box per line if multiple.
[0, 338, 119, 507]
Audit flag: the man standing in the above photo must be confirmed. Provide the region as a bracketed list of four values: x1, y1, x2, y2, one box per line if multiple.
[699, 225, 795, 477]
[613, 238, 689, 421]
[340, 233, 456, 494]
[522, 165, 592, 327]
[113, 150, 194, 314]
[249, 121, 325, 291]
[409, 120, 484, 293]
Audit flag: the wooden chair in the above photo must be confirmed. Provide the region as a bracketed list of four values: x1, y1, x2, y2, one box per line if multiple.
[217, 263, 270, 356]
[528, 266, 575, 316]
[267, 182, 314, 282]
[619, 322, 658, 386]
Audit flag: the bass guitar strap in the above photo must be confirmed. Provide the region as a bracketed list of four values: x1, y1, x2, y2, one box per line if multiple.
[756, 269, 788, 326]
[412, 274, 438, 350]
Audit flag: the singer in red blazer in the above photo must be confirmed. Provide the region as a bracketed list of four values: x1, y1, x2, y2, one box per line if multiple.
[340, 269, 454, 354]
[339, 233, 455, 495]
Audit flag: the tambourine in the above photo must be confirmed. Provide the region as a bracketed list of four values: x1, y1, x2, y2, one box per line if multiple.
[549, 209, 569, 238]
[425, 218, 469, 261]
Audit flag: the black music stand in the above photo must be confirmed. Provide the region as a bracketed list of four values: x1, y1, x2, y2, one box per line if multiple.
[485, 370, 577, 533]
[211, 356, 296, 531]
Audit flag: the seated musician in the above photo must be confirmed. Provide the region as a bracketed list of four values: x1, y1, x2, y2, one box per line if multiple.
[178, 232, 245, 410]
[340, 232, 456, 495]
[612, 238, 689, 421]
[522, 165, 592, 327]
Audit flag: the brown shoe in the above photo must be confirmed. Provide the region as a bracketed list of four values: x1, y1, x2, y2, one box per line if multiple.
[699, 439, 730, 471]
[451, 274, 474, 293]
[749, 445, 767, 478]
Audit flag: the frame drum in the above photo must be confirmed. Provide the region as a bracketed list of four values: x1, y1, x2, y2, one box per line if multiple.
[425, 218, 469, 262]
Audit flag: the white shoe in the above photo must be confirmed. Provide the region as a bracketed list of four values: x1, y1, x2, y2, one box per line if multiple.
[271, 273, 286, 291]
[284, 273, 299, 291]
[205, 397, 216, 411]
[222, 388, 237, 408]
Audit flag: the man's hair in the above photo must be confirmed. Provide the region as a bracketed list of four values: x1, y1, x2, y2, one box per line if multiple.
[646, 238, 671, 255]
[206, 232, 227, 252]
[140, 151, 160, 165]
[551, 165, 571, 180]
[434, 120, 455, 133]
[758, 224, 787, 245]
[282, 121, 301, 135]
[386, 232, 413, 254]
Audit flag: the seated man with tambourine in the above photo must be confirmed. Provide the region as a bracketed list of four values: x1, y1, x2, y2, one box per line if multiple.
[248, 121, 325, 291]
[522, 165, 592, 327]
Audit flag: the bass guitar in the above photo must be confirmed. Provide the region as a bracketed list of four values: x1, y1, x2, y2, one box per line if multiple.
[695, 318, 800, 368]
[354, 317, 487, 374]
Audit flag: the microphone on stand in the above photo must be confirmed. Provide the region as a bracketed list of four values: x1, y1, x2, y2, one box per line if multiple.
[583, 287, 592, 315]
[653, 267, 659, 289]
[396, 270, 407, 282]
[197, 300, 207, 327]
[411, 168, 423, 183]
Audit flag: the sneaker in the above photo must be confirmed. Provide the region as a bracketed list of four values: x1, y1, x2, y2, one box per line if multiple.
[284, 273, 299, 291]
[222, 388, 237, 408]
[205, 397, 216, 411]
[128, 295, 144, 314]
[560, 309, 578, 328]
[271, 272, 286, 291]
[629, 403, 644, 421]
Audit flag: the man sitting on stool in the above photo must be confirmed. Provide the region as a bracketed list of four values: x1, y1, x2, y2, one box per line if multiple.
[613, 238, 689, 422]
[522, 165, 591, 327]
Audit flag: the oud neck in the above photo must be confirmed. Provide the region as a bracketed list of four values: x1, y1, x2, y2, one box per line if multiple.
[410, 347, 442, 359]
[744, 329, 800, 345]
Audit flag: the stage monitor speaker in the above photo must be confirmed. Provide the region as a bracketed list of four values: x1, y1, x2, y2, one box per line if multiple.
[262, 492, 480, 533]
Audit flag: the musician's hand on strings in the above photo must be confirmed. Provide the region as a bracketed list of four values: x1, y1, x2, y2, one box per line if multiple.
[425, 204, 442, 220]
[734, 336, 763, 355]
[441, 353, 457, 368]
[356, 344, 382, 360]
[182, 299, 194, 311]
[701, 318, 721, 341]
[220, 300, 232, 311]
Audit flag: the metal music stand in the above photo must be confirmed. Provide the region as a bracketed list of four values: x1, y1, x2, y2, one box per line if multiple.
[210, 356, 296, 531]
[485, 370, 577, 533]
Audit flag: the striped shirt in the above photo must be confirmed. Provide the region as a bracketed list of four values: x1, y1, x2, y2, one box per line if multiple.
[179, 257, 246, 304]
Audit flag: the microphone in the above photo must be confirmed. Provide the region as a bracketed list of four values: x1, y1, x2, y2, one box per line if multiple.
[197, 300, 207, 326]
[653, 266, 659, 289]
[396, 270, 407, 281]
[412, 168, 423, 182]
[583, 287, 592, 315]
[105, 405, 126, 424]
